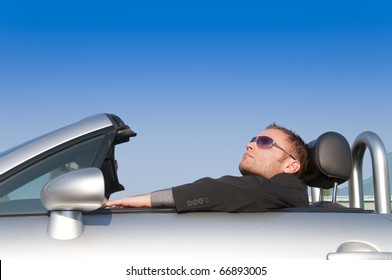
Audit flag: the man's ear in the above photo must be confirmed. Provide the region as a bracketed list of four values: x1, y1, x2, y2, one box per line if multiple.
[283, 159, 300, 174]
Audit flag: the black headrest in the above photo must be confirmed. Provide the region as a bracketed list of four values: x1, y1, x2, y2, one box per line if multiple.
[302, 131, 352, 189]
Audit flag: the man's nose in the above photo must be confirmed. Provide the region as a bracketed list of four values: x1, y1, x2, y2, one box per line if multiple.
[246, 142, 254, 150]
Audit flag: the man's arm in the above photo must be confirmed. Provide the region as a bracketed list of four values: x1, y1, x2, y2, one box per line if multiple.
[104, 193, 152, 208]
[105, 189, 175, 208]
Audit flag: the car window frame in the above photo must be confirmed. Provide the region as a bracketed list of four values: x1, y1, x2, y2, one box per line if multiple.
[0, 130, 118, 216]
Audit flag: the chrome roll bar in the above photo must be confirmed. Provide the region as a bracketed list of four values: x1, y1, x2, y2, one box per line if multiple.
[349, 131, 391, 214]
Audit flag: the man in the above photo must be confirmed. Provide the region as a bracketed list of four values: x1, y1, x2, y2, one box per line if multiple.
[105, 123, 310, 212]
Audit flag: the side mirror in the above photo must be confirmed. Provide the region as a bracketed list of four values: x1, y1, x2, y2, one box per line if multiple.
[40, 167, 105, 240]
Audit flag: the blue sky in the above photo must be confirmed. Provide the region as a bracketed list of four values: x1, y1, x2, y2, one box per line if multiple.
[1, 0, 391, 197]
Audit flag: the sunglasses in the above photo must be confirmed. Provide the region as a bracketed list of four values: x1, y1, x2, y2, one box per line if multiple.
[250, 136, 297, 160]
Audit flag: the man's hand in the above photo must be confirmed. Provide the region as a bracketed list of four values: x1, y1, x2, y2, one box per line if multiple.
[104, 194, 152, 208]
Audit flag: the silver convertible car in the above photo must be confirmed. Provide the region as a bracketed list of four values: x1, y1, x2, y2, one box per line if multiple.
[0, 113, 391, 261]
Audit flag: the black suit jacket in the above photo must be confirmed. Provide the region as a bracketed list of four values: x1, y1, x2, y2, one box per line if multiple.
[172, 173, 309, 213]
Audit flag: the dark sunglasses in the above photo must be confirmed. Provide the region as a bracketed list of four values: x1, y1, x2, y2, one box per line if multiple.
[250, 136, 297, 160]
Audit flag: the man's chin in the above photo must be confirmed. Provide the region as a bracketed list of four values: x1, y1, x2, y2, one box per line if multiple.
[239, 166, 253, 176]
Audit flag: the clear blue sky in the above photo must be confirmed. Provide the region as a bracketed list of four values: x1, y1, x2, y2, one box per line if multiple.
[1, 0, 391, 197]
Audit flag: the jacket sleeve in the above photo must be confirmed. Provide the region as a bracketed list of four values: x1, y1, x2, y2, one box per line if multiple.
[172, 174, 308, 213]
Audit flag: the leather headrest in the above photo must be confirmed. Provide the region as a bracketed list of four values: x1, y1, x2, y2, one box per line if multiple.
[302, 132, 352, 189]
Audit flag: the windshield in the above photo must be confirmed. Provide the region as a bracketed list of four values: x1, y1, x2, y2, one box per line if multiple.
[0, 135, 106, 215]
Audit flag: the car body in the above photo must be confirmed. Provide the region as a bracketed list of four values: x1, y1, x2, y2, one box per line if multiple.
[0, 113, 391, 261]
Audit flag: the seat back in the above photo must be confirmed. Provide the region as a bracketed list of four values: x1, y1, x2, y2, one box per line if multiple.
[302, 131, 352, 206]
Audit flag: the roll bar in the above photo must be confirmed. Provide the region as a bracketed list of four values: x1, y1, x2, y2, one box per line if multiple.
[349, 131, 391, 214]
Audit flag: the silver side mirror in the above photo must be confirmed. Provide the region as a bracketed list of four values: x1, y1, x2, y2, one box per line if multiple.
[40, 167, 105, 240]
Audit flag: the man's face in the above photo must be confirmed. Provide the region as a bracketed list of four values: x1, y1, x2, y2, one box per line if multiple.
[239, 128, 295, 178]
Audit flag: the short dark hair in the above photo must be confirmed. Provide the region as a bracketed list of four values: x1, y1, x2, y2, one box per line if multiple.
[265, 123, 309, 178]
